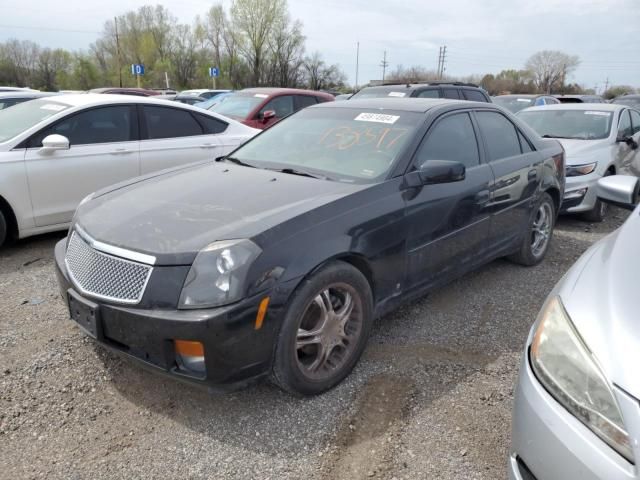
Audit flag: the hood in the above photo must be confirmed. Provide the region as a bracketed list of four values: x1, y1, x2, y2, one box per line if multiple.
[556, 138, 610, 165]
[76, 161, 363, 265]
[559, 209, 640, 399]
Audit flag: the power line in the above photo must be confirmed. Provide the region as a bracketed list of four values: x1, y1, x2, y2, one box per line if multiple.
[380, 50, 389, 82]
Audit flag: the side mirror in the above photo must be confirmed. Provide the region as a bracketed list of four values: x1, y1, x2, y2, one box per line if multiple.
[261, 110, 276, 123]
[597, 175, 639, 211]
[617, 134, 638, 150]
[40, 134, 69, 153]
[405, 160, 466, 187]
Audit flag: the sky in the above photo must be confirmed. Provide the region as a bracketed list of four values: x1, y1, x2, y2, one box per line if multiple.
[2, 0, 639, 92]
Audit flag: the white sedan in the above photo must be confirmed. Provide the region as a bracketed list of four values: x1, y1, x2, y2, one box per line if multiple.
[518, 103, 640, 222]
[0, 94, 259, 246]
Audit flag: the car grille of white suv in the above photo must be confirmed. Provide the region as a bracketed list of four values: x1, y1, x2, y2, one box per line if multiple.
[64, 231, 153, 304]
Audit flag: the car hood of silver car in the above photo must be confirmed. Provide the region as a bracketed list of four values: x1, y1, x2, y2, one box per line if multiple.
[556, 138, 610, 166]
[557, 208, 640, 399]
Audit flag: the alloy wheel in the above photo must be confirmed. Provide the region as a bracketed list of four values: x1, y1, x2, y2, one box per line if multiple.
[531, 202, 553, 258]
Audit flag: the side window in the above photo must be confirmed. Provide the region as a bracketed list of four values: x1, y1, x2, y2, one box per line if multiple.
[629, 110, 640, 135]
[415, 113, 480, 169]
[462, 89, 487, 102]
[296, 95, 318, 109]
[534, 97, 545, 106]
[143, 106, 204, 139]
[259, 95, 295, 118]
[618, 110, 633, 138]
[475, 111, 522, 161]
[416, 88, 440, 98]
[518, 131, 534, 153]
[31, 106, 134, 147]
[193, 113, 228, 134]
[545, 97, 559, 105]
[442, 88, 460, 99]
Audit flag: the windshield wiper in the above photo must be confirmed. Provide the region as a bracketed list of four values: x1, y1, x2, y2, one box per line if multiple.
[216, 156, 256, 168]
[542, 134, 588, 140]
[267, 167, 333, 180]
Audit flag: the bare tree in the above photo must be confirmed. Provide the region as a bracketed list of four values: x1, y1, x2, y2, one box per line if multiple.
[525, 50, 579, 94]
[303, 52, 346, 90]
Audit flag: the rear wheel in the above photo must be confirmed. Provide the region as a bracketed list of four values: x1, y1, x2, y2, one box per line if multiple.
[272, 261, 373, 396]
[508, 192, 555, 266]
[0, 210, 7, 249]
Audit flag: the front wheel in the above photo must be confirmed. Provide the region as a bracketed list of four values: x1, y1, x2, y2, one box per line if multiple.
[0, 210, 7, 249]
[272, 261, 373, 396]
[508, 192, 555, 266]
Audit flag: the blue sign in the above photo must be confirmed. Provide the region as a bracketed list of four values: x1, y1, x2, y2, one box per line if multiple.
[131, 64, 145, 76]
[209, 67, 219, 78]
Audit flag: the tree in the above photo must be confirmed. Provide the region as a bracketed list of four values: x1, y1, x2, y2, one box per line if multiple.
[525, 50, 580, 94]
[386, 65, 440, 84]
[303, 52, 346, 90]
[231, 0, 287, 86]
[603, 85, 636, 100]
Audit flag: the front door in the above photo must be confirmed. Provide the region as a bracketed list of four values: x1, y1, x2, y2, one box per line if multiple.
[24, 105, 140, 227]
[254, 95, 295, 129]
[616, 109, 640, 177]
[404, 111, 494, 291]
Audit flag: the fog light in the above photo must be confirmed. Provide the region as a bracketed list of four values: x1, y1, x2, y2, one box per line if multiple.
[174, 340, 206, 374]
[564, 187, 588, 200]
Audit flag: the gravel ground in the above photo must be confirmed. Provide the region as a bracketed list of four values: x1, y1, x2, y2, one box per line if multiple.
[0, 210, 628, 480]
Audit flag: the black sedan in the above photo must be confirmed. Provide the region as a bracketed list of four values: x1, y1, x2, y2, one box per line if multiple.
[55, 98, 565, 396]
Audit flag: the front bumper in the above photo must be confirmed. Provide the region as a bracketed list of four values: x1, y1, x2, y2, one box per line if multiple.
[560, 172, 600, 214]
[54, 238, 291, 392]
[509, 349, 637, 480]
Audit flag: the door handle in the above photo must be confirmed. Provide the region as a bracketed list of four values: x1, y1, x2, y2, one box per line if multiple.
[110, 148, 132, 155]
[199, 143, 217, 149]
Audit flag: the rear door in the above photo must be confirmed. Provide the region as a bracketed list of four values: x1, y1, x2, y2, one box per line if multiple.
[294, 95, 318, 111]
[442, 88, 461, 99]
[413, 88, 441, 99]
[474, 110, 543, 252]
[139, 105, 227, 174]
[24, 105, 139, 227]
[404, 110, 494, 290]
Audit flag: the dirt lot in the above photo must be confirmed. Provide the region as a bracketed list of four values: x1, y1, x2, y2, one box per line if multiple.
[0, 210, 627, 480]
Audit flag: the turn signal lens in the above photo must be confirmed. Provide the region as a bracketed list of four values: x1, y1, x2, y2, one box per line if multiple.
[174, 340, 206, 375]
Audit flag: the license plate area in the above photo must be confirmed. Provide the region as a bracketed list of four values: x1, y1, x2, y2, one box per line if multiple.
[67, 290, 100, 339]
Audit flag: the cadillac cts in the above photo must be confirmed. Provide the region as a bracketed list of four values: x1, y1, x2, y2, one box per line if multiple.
[55, 98, 565, 396]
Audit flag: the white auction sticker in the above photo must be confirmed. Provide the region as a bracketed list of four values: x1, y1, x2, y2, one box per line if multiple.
[517, 98, 531, 102]
[387, 92, 406, 98]
[354, 112, 400, 124]
[585, 111, 611, 116]
[40, 104, 66, 112]
[254, 93, 269, 98]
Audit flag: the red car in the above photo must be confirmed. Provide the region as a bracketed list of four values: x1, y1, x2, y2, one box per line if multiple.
[209, 88, 334, 129]
[89, 87, 161, 97]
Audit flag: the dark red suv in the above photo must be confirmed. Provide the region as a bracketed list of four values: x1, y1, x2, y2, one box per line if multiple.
[209, 88, 334, 129]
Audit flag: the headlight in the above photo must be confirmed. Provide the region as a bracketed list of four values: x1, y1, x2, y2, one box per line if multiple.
[178, 239, 261, 309]
[530, 296, 634, 463]
[566, 162, 597, 177]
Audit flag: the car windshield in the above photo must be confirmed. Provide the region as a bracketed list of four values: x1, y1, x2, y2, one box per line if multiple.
[493, 96, 534, 113]
[612, 97, 640, 107]
[209, 93, 265, 119]
[226, 107, 422, 183]
[0, 99, 70, 143]
[350, 87, 412, 99]
[517, 109, 613, 140]
[200, 93, 233, 109]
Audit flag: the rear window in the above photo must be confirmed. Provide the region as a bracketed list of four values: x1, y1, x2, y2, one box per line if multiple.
[350, 87, 412, 99]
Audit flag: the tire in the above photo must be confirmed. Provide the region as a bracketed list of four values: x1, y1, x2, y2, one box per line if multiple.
[0, 209, 7, 249]
[272, 261, 373, 396]
[582, 171, 612, 223]
[508, 192, 555, 266]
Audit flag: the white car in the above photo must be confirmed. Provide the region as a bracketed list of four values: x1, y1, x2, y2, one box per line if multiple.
[518, 103, 640, 221]
[0, 94, 259, 246]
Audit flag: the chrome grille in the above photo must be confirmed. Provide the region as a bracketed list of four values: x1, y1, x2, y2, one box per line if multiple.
[65, 231, 153, 304]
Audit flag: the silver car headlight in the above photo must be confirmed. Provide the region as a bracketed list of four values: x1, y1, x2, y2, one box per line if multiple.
[566, 162, 597, 177]
[530, 296, 634, 463]
[178, 239, 261, 309]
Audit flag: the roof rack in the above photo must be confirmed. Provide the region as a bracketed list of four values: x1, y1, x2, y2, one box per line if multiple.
[379, 81, 480, 88]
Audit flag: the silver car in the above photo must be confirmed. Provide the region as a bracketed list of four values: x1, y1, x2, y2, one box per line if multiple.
[518, 104, 640, 222]
[509, 175, 640, 479]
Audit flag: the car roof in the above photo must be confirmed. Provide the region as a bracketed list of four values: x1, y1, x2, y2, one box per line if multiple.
[494, 94, 542, 99]
[0, 91, 57, 99]
[240, 87, 334, 97]
[35, 93, 213, 108]
[313, 97, 489, 113]
[520, 103, 625, 112]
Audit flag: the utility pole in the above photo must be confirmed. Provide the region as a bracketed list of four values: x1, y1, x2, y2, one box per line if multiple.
[380, 50, 389, 83]
[603, 77, 609, 94]
[439, 45, 447, 79]
[355, 41, 360, 91]
[437, 46, 442, 78]
[114, 17, 122, 88]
